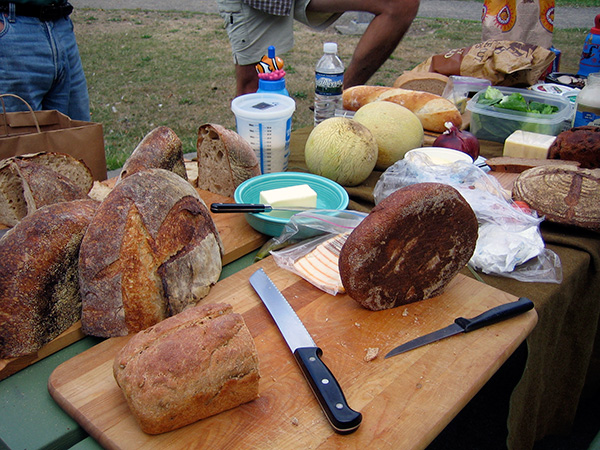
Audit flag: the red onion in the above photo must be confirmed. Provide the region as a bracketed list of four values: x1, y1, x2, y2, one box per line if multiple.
[433, 122, 480, 160]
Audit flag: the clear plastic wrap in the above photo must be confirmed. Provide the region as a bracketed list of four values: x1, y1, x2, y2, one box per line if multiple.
[266, 210, 368, 295]
[373, 152, 562, 283]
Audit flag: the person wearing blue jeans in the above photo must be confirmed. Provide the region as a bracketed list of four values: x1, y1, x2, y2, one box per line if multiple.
[0, 1, 90, 121]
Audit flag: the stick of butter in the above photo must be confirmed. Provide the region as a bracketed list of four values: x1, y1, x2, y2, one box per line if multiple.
[503, 130, 557, 159]
[259, 184, 317, 218]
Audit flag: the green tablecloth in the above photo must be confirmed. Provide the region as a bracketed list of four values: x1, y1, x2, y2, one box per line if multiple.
[288, 127, 600, 450]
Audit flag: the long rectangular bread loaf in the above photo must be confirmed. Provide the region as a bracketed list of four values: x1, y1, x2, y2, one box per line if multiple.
[342, 85, 462, 133]
[113, 302, 260, 435]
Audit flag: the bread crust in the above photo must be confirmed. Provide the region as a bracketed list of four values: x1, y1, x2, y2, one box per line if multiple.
[80, 168, 224, 337]
[548, 126, 600, 169]
[342, 86, 462, 133]
[196, 123, 261, 197]
[120, 126, 187, 180]
[339, 183, 478, 310]
[0, 199, 99, 358]
[485, 157, 580, 173]
[113, 302, 260, 435]
[512, 165, 600, 231]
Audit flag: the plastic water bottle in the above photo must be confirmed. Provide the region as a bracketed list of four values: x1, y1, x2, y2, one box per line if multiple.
[314, 42, 344, 126]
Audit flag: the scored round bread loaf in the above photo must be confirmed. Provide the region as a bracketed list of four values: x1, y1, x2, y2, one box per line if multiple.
[339, 182, 478, 310]
[196, 123, 261, 197]
[113, 302, 260, 435]
[0, 199, 99, 358]
[0, 157, 90, 226]
[547, 126, 600, 169]
[120, 126, 188, 181]
[512, 164, 600, 231]
[80, 168, 224, 338]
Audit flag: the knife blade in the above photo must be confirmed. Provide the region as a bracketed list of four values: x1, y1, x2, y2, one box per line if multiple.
[211, 203, 316, 213]
[384, 297, 534, 359]
[249, 268, 362, 434]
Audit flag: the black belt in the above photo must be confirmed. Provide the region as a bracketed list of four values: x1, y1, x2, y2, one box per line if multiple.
[0, 2, 73, 21]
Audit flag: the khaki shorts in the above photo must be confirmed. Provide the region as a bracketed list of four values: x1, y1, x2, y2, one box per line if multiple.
[217, 0, 341, 65]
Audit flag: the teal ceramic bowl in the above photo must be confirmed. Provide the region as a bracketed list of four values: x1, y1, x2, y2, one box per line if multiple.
[234, 172, 349, 237]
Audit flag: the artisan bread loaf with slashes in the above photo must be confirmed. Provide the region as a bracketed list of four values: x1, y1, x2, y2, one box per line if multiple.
[342, 85, 462, 133]
[339, 182, 478, 310]
[113, 302, 260, 435]
[0, 199, 99, 358]
[80, 168, 224, 337]
[120, 126, 188, 181]
[512, 165, 600, 231]
[0, 153, 92, 226]
[196, 123, 261, 197]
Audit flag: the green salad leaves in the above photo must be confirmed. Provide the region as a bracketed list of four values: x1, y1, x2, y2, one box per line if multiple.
[477, 86, 559, 115]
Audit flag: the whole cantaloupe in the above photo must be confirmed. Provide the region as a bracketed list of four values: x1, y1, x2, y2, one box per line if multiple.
[304, 117, 378, 187]
[353, 102, 424, 170]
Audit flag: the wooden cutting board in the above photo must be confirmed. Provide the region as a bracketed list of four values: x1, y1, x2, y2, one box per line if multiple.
[0, 188, 267, 381]
[49, 257, 537, 450]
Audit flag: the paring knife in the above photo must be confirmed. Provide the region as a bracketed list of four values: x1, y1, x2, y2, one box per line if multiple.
[210, 203, 315, 213]
[249, 268, 362, 434]
[385, 297, 534, 359]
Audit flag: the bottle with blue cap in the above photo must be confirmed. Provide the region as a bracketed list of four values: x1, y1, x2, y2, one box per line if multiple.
[577, 14, 600, 76]
[256, 46, 289, 97]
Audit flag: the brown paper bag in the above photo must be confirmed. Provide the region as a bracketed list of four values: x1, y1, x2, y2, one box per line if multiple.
[410, 40, 555, 87]
[0, 94, 107, 181]
[482, 0, 554, 49]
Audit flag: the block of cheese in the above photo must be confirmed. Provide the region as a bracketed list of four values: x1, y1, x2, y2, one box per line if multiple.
[259, 184, 317, 218]
[503, 130, 557, 159]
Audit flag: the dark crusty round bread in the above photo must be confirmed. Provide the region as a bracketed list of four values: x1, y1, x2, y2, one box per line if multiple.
[80, 168, 224, 338]
[113, 302, 260, 435]
[120, 126, 188, 181]
[0, 199, 99, 358]
[339, 182, 478, 310]
[548, 126, 600, 169]
[512, 164, 600, 231]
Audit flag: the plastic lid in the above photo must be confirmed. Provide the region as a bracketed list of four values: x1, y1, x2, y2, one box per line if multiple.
[258, 78, 287, 93]
[323, 42, 337, 54]
[231, 93, 295, 120]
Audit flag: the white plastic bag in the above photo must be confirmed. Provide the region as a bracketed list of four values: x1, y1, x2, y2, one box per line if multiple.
[373, 152, 562, 283]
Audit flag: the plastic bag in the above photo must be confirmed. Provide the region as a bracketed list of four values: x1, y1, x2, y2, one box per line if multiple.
[267, 209, 368, 295]
[373, 152, 562, 283]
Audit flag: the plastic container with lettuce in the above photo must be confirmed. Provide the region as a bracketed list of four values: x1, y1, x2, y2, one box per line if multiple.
[467, 86, 572, 143]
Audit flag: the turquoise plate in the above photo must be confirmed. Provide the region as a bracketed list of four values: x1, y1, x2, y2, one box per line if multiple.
[234, 172, 349, 237]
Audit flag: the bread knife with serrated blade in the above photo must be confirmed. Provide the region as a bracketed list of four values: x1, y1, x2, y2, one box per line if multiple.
[385, 297, 534, 359]
[249, 268, 362, 434]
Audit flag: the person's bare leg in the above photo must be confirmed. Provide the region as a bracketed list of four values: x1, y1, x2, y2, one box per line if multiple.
[307, 0, 420, 88]
[236, 64, 259, 96]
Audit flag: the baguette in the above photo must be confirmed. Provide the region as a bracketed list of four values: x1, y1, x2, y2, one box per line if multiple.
[342, 86, 462, 133]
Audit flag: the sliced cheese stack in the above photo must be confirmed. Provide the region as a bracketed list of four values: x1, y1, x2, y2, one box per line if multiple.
[259, 184, 317, 218]
[293, 232, 349, 294]
[503, 130, 557, 159]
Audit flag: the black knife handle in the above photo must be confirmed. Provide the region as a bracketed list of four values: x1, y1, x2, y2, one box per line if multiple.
[294, 347, 362, 434]
[455, 297, 534, 333]
[210, 203, 271, 213]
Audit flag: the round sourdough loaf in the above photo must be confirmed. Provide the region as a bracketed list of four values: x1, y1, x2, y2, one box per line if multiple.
[0, 199, 99, 358]
[113, 302, 260, 435]
[339, 182, 478, 310]
[120, 126, 188, 181]
[196, 123, 261, 197]
[80, 168, 224, 337]
[548, 126, 600, 169]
